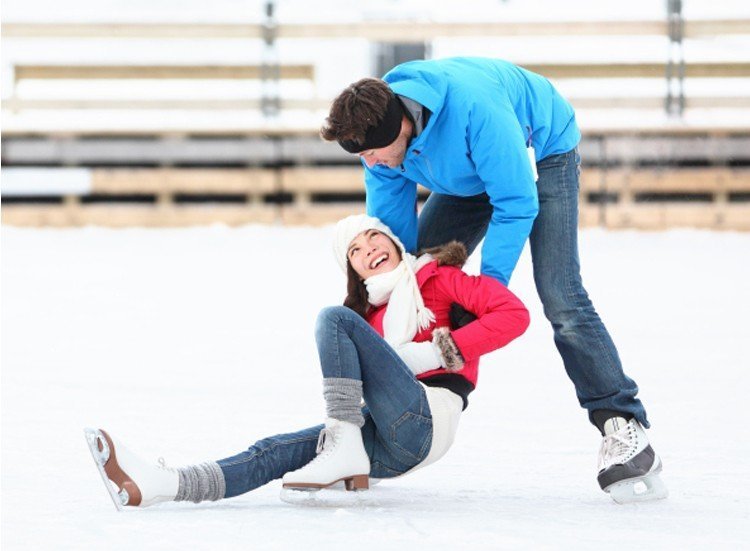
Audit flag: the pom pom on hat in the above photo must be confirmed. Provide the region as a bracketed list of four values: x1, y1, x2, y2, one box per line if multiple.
[333, 214, 406, 272]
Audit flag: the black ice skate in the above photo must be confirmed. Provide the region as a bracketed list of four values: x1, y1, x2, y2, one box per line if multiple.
[597, 418, 668, 504]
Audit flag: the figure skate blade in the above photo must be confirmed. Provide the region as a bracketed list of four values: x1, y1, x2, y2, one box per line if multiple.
[607, 471, 668, 504]
[84, 428, 124, 512]
[280, 484, 370, 507]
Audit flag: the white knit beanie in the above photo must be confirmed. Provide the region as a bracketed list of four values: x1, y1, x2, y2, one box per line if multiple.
[333, 214, 407, 273]
[333, 213, 435, 339]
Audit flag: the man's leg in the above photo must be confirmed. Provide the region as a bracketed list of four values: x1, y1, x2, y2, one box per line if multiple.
[529, 148, 649, 429]
[531, 150, 666, 502]
[417, 192, 493, 254]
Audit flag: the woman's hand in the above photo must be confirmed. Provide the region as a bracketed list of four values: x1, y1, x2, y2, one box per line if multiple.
[396, 341, 445, 375]
[432, 327, 465, 372]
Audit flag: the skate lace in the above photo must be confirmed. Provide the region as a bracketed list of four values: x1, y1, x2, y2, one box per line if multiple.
[315, 428, 336, 455]
[157, 457, 176, 473]
[598, 424, 637, 470]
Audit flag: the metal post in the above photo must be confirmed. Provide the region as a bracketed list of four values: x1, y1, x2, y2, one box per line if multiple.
[261, 0, 280, 117]
[666, 0, 685, 116]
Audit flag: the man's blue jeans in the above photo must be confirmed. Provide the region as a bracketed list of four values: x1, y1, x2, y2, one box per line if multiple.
[417, 148, 648, 429]
[217, 306, 432, 498]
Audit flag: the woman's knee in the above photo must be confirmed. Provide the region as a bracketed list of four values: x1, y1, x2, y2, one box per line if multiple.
[316, 305, 353, 327]
[315, 305, 358, 339]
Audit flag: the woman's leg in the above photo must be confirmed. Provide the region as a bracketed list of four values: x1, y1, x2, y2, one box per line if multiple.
[87, 425, 316, 507]
[314, 305, 433, 472]
[215, 424, 323, 499]
[212, 305, 433, 499]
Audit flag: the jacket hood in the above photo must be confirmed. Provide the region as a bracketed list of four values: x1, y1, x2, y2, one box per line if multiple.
[413, 241, 468, 289]
[383, 60, 448, 144]
[420, 241, 468, 268]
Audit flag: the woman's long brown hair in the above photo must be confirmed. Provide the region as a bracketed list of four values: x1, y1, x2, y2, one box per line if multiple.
[343, 262, 370, 319]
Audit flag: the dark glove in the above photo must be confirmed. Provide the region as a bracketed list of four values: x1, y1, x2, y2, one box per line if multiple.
[449, 302, 477, 330]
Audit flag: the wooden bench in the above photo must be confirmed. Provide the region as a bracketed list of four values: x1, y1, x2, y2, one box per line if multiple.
[7, 63, 317, 116]
[3, 165, 749, 229]
[4, 17, 748, 130]
[1, 98, 332, 111]
[3, 18, 749, 230]
[3, 20, 748, 39]
[520, 62, 750, 79]
[580, 167, 750, 230]
[1, 167, 280, 228]
[13, 64, 315, 82]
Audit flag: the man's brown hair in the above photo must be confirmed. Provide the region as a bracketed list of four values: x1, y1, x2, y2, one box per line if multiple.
[321, 78, 393, 145]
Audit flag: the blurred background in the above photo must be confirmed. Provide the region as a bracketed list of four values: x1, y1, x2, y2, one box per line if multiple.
[1, 0, 749, 230]
[3, 4, 750, 548]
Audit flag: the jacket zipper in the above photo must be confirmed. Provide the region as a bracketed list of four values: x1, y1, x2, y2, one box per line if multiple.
[418, 151, 440, 186]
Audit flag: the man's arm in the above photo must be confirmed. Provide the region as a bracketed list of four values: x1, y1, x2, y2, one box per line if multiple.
[364, 162, 419, 253]
[468, 100, 539, 285]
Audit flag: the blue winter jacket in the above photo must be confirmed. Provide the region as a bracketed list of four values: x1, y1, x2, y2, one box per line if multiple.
[364, 57, 580, 285]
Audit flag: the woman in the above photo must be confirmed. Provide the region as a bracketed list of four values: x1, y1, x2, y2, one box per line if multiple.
[85, 215, 529, 509]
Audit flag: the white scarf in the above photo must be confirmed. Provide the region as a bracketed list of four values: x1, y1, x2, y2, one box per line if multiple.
[365, 253, 435, 348]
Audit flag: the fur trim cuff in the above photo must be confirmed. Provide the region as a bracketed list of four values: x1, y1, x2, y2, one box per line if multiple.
[432, 327, 465, 372]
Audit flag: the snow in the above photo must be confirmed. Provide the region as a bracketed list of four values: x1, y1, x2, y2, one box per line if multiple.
[2, 224, 749, 550]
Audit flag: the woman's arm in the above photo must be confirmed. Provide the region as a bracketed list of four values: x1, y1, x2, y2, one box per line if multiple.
[434, 266, 530, 362]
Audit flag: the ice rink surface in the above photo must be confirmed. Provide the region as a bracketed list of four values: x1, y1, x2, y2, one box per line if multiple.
[2, 225, 749, 550]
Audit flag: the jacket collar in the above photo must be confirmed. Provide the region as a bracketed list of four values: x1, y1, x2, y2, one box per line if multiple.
[416, 259, 440, 288]
[384, 61, 448, 151]
[367, 260, 439, 319]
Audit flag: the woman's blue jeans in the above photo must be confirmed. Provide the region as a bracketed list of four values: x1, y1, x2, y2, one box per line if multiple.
[417, 148, 648, 429]
[217, 306, 432, 498]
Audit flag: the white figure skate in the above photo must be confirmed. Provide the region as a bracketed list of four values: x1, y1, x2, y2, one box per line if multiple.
[597, 418, 668, 504]
[281, 418, 370, 493]
[84, 428, 178, 510]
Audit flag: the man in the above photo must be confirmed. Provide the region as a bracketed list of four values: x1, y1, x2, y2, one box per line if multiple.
[321, 57, 666, 503]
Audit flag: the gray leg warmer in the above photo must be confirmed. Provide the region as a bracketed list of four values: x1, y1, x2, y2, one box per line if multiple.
[323, 378, 364, 428]
[175, 461, 226, 503]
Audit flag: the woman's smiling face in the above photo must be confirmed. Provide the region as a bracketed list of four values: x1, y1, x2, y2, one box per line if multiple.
[347, 229, 402, 280]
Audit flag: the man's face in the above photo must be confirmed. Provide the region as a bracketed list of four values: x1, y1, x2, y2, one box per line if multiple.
[357, 117, 412, 169]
